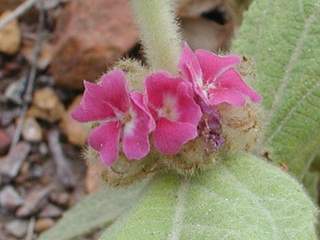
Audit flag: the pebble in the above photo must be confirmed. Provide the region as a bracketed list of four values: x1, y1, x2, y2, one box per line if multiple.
[16, 186, 52, 217]
[39, 204, 62, 218]
[5, 220, 28, 238]
[22, 118, 42, 142]
[49, 191, 70, 208]
[27, 87, 65, 123]
[39, 143, 49, 155]
[0, 186, 23, 210]
[4, 78, 24, 104]
[0, 142, 31, 181]
[0, 109, 19, 126]
[0, 129, 10, 155]
[35, 218, 55, 233]
[29, 164, 43, 179]
[0, 11, 21, 55]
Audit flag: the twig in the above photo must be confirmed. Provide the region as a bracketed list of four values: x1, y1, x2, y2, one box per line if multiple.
[10, 2, 45, 150]
[25, 217, 35, 240]
[0, 0, 39, 31]
[10, 106, 27, 149]
[48, 129, 76, 189]
[25, 0, 45, 104]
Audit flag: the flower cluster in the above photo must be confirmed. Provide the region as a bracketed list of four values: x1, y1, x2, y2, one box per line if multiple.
[72, 43, 261, 166]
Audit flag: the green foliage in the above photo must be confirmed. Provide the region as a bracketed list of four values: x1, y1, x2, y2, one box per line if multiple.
[130, 0, 181, 73]
[303, 171, 319, 202]
[100, 154, 317, 240]
[38, 180, 150, 240]
[233, 0, 320, 178]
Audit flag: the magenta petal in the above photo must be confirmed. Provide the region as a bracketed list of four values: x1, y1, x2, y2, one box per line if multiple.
[217, 68, 262, 103]
[122, 95, 153, 160]
[209, 88, 246, 106]
[176, 83, 202, 125]
[153, 118, 198, 155]
[88, 121, 121, 166]
[71, 81, 115, 122]
[145, 71, 182, 109]
[130, 92, 156, 131]
[99, 70, 130, 113]
[178, 42, 203, 83]
[195, 49, 240, 84]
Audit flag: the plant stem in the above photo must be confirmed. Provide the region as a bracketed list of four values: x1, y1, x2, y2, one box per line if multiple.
[131, 0, 181, 73]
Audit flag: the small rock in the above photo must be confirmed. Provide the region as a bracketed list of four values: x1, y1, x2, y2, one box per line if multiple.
[29, 164, 43, 179]
[35, 218, 55, 233]
[0, 142, 31, 181]
[21, 41, 54, 70]
[39, 204, 62, 218]
[50, 0, 138, 89]
[16, 186, 52, 217]
[5, 220, 28, 238]
[60, 96, 88, 145]
[49, 191, 70, 208]
[0, 186, 23, 210]
[0, 129, 10, 155]
[22, 117, 42, 142]
[0, 11, 21, 54]
[15, 161, 30, 183]
[16, 161, 43, 183]
[27, 88, 65, 123]
[0, 0, 23, 13]
[4, 78, 25, 104]
[0, 109, 19, 126]
[39, 143, 49, 155]
[48, 129, 76, 189]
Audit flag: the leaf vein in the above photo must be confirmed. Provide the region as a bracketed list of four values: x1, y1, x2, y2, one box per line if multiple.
[267, 80, 320, 143]
[267, 6, 319, 122]
[222, 166, 280, 239]
[168, 179, 189, 240]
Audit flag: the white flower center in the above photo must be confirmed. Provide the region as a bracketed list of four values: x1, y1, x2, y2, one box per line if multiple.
[122, 108, 136, 136]
[159, 95, 178, 121]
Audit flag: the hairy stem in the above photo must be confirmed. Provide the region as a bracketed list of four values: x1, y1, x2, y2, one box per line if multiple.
[131, 0, 181, 73]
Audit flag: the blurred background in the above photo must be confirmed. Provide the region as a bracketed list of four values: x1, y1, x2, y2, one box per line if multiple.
[0, 0, 251, 239]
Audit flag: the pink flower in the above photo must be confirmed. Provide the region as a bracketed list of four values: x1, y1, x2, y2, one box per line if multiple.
[178, 42, 261, 106]
[71, 70, 154, 166]
[145, 72, 202, 155]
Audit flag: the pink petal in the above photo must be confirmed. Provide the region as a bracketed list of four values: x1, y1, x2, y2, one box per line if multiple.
[178, 42, 203, 84]
[71, 81, 115, 122]
[145, 71, 201, 125]
[209, 88, 246, 106]
[195, 49, 240, 84]
[153, 118, 198, 155]
[88, 121, 121, 166]
[130, 92, 155, 131]
[145, 71, 182, 109]
[176, 83, 202, 125]
[216, 68, 261, 103]
[122, 94, 154, 160]
[99, 70, 130, 113]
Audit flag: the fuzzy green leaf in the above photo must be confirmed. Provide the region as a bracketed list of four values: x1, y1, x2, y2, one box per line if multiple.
[99, 154, 317, 240]
[303, 171, 319, 202]
[39, 180, 150, 240]
[233, 0, 320, 178]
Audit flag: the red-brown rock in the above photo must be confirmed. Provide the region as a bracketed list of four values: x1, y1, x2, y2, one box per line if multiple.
[50, 0, 138, 89]
[0, 0, 23, 14]
[0, 129, 10, 155]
